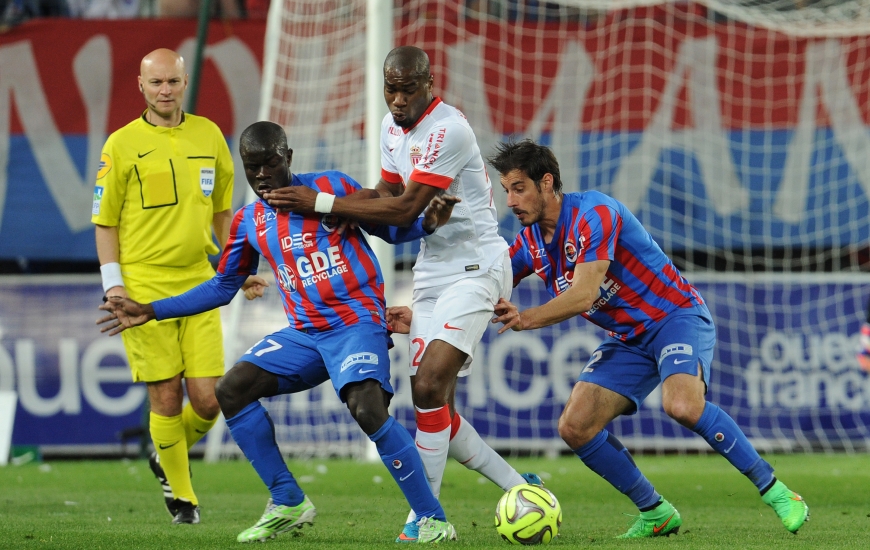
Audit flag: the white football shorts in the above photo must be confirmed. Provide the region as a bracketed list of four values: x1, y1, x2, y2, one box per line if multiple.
[408, 251, 511, 377]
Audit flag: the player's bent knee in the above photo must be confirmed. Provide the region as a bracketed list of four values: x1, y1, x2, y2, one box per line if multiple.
[410, 376, 449, 409]
[344, 381, 389, 435]
[557, 411, 599, 449]
[663, 398, 703, 428]
[557, 417, 588, 449]
[214, 376, 238, 414]
[191, 394, 220, 420]
[216, 362, 275, 419]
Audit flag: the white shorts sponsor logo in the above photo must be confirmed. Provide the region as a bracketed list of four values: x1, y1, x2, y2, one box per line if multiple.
[340, 352, 378, 372]
[659, 343, 694, 363]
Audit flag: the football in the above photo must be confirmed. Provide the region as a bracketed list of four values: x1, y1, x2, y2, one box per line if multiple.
[494, 483, 562, 545]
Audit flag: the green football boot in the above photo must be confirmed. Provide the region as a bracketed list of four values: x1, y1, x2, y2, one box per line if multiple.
[617, 498, 682, 539]
[237, 496, 316, 543]
[761, 480, 809, 533]
[416, 517, 457, 543]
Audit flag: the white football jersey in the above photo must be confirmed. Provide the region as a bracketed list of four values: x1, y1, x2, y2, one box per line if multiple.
[380, 98, 508, 288]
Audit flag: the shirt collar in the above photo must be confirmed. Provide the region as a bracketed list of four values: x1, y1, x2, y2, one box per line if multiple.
[403, 97, 442, 134]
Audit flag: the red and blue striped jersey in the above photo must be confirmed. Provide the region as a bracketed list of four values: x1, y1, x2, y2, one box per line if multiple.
[218, 171, 429, 331]
[510, 191, 704, 340]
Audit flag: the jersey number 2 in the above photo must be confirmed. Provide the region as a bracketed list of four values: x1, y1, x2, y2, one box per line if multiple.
[411, 337, 426, 367]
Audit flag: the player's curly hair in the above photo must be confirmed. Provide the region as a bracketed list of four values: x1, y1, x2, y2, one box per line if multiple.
[487, 139, 562, 193]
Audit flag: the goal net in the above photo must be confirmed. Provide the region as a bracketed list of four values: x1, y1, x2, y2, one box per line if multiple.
[208, 0, 870, 460]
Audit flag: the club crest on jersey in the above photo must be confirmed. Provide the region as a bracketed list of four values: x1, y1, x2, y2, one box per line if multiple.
[275, 263, 297, 292]
[321, 214, 339, 232]
[200, 167, 215, 197]
[564, 240, 578, 263]
[409, 145, 422, 165]
[392, 459, 402, 469]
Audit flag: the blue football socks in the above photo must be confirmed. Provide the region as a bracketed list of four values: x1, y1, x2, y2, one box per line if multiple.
[692, 402, 774, 491]
[574, 430, 661, 510]
[226, 401, 305, 507]
[370, 416, 446, 522]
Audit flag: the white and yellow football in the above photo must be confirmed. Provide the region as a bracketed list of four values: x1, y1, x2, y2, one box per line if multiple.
[494, 483, 562, 545]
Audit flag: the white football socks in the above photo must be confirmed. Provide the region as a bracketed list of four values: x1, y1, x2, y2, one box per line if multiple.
[448, 414, 525, 491]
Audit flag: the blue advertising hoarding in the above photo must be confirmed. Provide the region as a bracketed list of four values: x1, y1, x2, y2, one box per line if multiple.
[3, 274, 869, 453]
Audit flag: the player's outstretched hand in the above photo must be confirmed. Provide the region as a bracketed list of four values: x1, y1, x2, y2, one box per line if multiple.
[242, 275, 270, 301]
[492, 297, 524, 334]
[386, 305, 413, 334]
[264, 185, 317, 213]
[422, 194, 461, 233]
[97, 296, 155, 336]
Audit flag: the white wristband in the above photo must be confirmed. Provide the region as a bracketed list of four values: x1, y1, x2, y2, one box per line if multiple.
[314, 192, 335, 214]
[100, 262, 125, 292]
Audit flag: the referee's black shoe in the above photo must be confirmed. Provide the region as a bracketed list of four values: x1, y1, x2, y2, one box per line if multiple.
[148, 451, 178, 516]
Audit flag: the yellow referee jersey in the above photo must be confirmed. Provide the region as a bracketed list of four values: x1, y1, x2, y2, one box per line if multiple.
[91, 112, 233, 269]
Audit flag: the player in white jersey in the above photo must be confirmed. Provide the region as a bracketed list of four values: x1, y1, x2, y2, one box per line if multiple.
[264, 45, 538, 542]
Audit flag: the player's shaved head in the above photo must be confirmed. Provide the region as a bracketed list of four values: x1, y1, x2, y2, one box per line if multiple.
[140, 48, 185, 77]
[383, 47, 434, 128]
[240, 122, 294, 196]
[384, 46, 430, 81]
[240, 121, 289, 157]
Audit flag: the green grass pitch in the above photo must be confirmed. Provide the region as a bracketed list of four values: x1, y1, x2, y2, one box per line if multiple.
[1, 453, 868, 548]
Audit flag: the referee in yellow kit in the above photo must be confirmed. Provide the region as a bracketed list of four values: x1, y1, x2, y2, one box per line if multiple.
[91, 48, 266, 525]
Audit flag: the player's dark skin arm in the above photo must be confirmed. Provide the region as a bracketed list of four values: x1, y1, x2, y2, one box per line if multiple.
[97, 297, 156, 335]
[344, 179, 402, 200]
[264, 178, 439, 227]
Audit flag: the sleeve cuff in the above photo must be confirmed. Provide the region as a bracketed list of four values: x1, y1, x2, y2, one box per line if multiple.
[409, 169, 453, 189]
[381, 169, 403, 184]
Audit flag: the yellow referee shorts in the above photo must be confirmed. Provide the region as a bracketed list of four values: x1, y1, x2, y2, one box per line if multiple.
[119, 262, 225, 383]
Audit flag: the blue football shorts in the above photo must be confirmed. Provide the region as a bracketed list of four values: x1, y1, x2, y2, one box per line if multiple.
[237, 322, 394, 402]
[577, 305, 716, 414]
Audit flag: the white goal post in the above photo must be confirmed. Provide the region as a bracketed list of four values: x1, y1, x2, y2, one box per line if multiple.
[206, 0, 870, 462]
